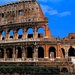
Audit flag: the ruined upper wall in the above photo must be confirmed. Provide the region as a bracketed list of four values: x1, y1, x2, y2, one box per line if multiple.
[0, 0, 47, 25]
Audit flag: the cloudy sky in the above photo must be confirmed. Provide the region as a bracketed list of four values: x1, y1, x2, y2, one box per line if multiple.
[0, 0, 75, 38]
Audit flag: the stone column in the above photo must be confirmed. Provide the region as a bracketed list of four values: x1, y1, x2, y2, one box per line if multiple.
[22, 47, 26, 60]
[5, 30, 9, 41]
[56, 43, 61, 58]
[33, 44, 38, 61]
[14, 30, 18, 40]
[15, 49, 18, 58]
[45, 45, 48, 58]
[34, 27, 38, 39]
[4, 48, 7, 60]
[23, 29, 27, 40]
[65, 45, 68, 58]
[12, 48, 15, 60]
[23, 28, 26, 40]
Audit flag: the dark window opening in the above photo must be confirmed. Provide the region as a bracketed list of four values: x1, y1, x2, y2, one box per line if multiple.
[9, 30, 14, 39]
[27, 28, 34, 38]
[61, 67, 68, 73]
[28, 34, 33, 38]
[18, 35, 22, 39]
[28, 19, 32, 22]
[6, 48, 13, 58]
[68, 46, 75, 56]
[1, 31, 5, 40]
[18, 28, 23, 39]
[2, 13, 4, 18]
[49, 47, 56, 58]
[19, 10, 23, 15]
[38, 34, 43, 38]
[17, 47, 22, 58]
[38, 27, 44, 38]
[38, 47, 44, 58]
[10, 36, 13, 38]
[0, 49, 4, 58]
[2, 37, 5, 40]
[27, 47, 33, 58]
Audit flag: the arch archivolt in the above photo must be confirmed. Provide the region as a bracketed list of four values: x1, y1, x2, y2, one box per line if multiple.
[60, 67, 69, 73]
[0, 26, 42, 40]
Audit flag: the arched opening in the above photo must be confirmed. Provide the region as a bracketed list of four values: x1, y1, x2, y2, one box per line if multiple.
[27, 28, 34, 38]
[68, 46, 75, 56]
[38, 27, 44, 38]
[38, 47, 44, 58]
[6, 48, 13, 58]
[17, 47, 22, 58]
[0, 48, 4, 58]
[61, 48, 65, 58]
[9, 29, 14, 39]
[17, 28, 23, 39]
[61, 67, 68, 73]
[1, 30, 5, 40]
[49, 47, 56, 58]
[27, 47, 33, 58]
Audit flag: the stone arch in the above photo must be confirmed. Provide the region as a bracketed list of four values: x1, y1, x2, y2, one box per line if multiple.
[6, 48, 13, 58]
[0, 48, 4, 58]
[1, 30, 5, 40]
[38, 47, 44, 58]
[61, 48, 65, 58]
[61, 67, 68, 73]
[27, 47, 33, 58]
[8, 29, 14, 39]
[17, 47, 22, 58]
[68, 46, 75, 56]
[37, 27, 44, 38]
[27, 27, 34, 38]
[17, 28, 23, 39]
[49, 47, 56, 58]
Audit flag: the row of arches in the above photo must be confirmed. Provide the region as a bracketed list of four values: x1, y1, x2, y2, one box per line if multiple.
[61, 46, 75, 57]
[0, 46, 75, 58]
[0, 27, 44, 40]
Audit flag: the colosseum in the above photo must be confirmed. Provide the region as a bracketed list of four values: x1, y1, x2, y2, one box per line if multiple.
[0, 0, 75, 75]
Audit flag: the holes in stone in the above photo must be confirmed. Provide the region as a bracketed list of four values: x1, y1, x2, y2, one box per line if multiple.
[2, 13, 4, 18]
[27, 28, 33, 38]
[6, 48, 13, 58]
[49, 47, 56, 58]
[28, 19, 32, 22]
[38, 27, 44, 38]
[68, 46, 75, 56]
[0, 48, 4, 58]
[9, 30, 14, 39]
[18, 28, 23, 39]
[17, 47, 22, 58]
[1, 31, 5, 40]
[19, 10, 23, 15]
[27, 47, 33, 58]
[38, 47, 44, 58]
[61, 67, 68, 73]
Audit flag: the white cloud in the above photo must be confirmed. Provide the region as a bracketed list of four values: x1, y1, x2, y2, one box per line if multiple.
[49, 10, 58, 15]
[40, 4, 52, 15]
[41, 4, 71, 17]
[50, 0, 62, 2]
[58, 11, 71, 17]
[38, 0, 62, 3]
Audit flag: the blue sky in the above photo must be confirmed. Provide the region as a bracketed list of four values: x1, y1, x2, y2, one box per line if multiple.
[0, 0, 75, 38]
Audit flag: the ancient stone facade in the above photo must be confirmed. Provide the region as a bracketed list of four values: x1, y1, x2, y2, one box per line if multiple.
[0, 0, 75, 74]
